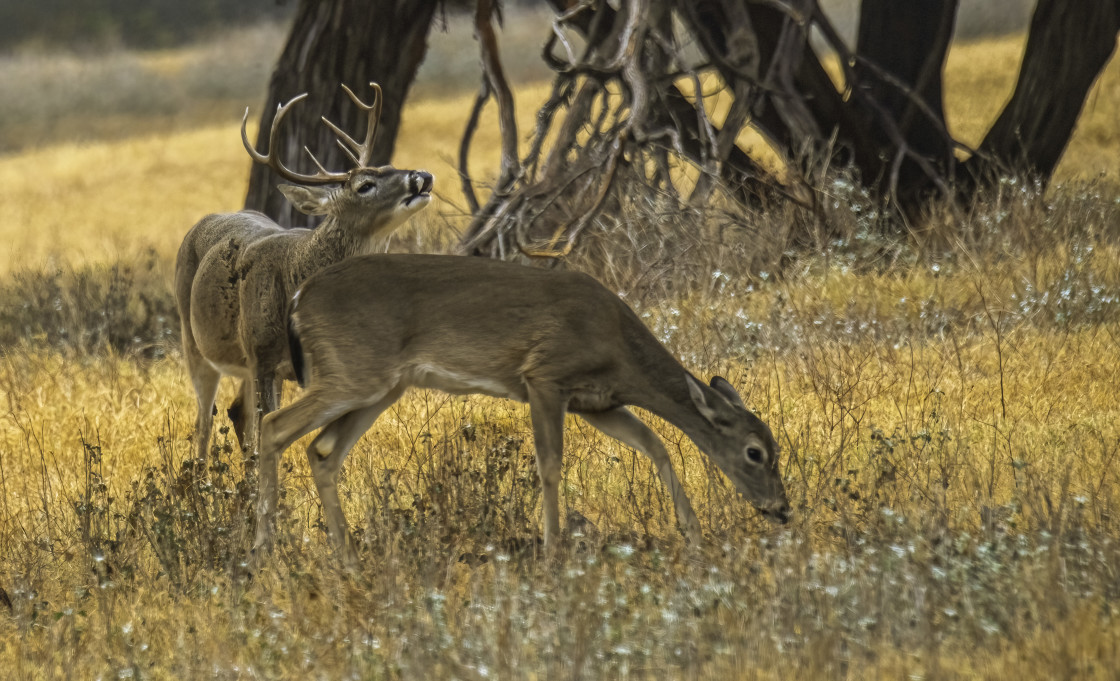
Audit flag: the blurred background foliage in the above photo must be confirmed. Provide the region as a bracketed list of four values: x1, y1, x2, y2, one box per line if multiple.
[0, 0, 295, 52]
[0, 0, 1033, 54]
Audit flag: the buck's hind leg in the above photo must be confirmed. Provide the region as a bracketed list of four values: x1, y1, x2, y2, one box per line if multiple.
[580, 407, 702, 545]
[241, 366, 280, 457]
[230, 375, 283, 453]
[227, 382, 248, 453]
[184, 337, 221, 464]
[306, 384, 405, 565]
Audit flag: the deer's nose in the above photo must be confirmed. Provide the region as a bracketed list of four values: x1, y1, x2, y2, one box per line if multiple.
[411, 171, 434, 195]
[761, 503, 791, 524]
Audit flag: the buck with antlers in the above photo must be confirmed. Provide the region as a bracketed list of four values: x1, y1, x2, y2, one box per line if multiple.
[175, 82, 433, 464]
[255, 254, 791, 563]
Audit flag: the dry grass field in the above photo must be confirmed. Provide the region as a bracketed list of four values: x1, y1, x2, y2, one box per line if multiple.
[1, 18, 1119, 679]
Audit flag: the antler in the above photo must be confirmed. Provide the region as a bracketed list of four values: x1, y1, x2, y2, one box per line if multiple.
[240, 82, 385, 185]
[321, 82, 383, 168]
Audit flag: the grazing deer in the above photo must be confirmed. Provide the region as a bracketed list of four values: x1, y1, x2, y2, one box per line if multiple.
[257, 254, 790, 561]
[175, 83, 434, 464]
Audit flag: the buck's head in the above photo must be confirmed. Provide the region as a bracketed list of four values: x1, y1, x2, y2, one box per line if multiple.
[242, 82, 433, 237]
[685, 374, 790, 524]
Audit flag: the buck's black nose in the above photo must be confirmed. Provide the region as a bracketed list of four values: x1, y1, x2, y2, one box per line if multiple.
[412, 171, 434, 195]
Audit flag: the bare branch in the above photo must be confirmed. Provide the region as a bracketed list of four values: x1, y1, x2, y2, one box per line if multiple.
[476, 0, 521, 192]
[525, 77, 575, 179]
[459, 77, 491, 215]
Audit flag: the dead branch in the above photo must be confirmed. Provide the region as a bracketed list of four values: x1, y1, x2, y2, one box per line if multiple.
[475, 0, 521, 192]
[459, 77, 491, 215]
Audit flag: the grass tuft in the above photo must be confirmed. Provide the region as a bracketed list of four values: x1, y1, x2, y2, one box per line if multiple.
[0, 250, 177, 359]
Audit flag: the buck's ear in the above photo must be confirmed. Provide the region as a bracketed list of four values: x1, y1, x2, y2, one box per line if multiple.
[279, 184, 332, 215]
[709, 376, 745, 409]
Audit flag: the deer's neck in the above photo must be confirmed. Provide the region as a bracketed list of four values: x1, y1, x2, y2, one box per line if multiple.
[640, 373, 718, 451]
[622, 332, 718, 452]
[292, 216, 372, 274]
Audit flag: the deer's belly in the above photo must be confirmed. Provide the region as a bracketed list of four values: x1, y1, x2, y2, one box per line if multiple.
[407, 363, 521, 401]
[566, 387, 621, 413]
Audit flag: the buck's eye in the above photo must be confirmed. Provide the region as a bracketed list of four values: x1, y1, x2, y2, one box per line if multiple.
[746, 447, 765, 464]
[357, 181, 377, 194]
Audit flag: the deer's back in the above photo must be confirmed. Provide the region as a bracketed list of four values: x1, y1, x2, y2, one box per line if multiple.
[292, 254, 673, 409]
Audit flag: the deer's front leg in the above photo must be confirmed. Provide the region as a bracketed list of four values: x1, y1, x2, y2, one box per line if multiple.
[580, 407, 702, 545]
[527, 384, 565, 550]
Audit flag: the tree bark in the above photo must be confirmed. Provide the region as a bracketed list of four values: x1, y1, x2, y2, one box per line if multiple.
[964, 0, 1120, 187]
[244, 0, 439, 227]
[854, 0, 958, 199]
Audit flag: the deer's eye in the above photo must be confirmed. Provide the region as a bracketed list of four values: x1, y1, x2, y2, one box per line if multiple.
[746, 447, 765, 464]
[357, 181, 377, 194]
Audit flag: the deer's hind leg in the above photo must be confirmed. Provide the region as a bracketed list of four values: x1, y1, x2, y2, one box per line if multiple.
[305, 384, 405, 564]
[254, 388, 350, 553]
[254, 384, 394, 554]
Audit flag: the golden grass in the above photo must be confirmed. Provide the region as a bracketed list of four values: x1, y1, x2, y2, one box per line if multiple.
[1, 30, 1119, 679]
[2, 298, 1118, 676]
[0, 127, 243, 275]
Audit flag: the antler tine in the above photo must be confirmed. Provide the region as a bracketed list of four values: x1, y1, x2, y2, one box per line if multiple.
[320, 115, 364, 163]
[322, 81, 383, 168]
[348, 82, 382, 167]
[240, 104, 278, 166]
[241, 92, 350, 185]
[304, 146, 340, 176]
[334, 139, 362, 168]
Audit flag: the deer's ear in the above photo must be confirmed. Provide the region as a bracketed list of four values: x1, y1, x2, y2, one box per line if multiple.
[686, 373, 723, 426]
[279, 184, 332, 215]
[709, 376, 745, 409]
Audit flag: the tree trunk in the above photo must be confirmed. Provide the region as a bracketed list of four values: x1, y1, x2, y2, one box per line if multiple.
[854, 0, 957, 200]
[244, 0, 439, 227]
[964, 0, 1120, 187]
[678, 1, 959, 210]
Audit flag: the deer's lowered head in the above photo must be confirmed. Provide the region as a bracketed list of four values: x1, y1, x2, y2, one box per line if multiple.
[684, 374, 789, 524]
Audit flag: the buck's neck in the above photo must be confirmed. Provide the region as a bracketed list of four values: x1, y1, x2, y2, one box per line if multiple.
[292, 214, 376, 274]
